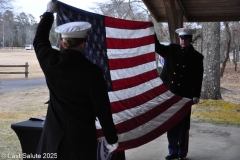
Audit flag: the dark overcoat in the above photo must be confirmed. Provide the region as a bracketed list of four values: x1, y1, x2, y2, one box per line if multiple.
[33, 12, 118, 160]
[155, 36, 204, 130]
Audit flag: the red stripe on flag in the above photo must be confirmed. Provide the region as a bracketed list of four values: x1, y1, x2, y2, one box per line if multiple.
[114, 95, 184, 134]
[111, 69, 158, 91]
[106, 35, 154, 49]
[108, 52, 155, 70]
[116, 100, 193, 151]
[111, 84, 168, 113]
[105, 16, 153, 29]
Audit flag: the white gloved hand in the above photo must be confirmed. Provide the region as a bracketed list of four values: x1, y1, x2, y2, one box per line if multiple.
[46, 0, 58, 13]
[193, 97, 199, 104]
[106, 142, 119, 153]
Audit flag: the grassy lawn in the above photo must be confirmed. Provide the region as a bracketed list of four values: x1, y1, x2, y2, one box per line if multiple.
[192, 100, 240, 126]
[0, 88, 48, 159]
[192, 62, 240, 126]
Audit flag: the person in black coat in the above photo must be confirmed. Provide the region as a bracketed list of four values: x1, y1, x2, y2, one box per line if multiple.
[155, 28, 204, 160]
[33, 1, 118, 159]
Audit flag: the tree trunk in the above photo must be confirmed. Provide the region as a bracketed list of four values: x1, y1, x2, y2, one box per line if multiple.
[233, 49, 238, 71]
[220, 22, 231, 77]
[201, 22, 222, 99]
[237, 46, 240, 62]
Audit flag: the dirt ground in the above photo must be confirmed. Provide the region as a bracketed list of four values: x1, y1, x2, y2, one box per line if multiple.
[0, 49, 44, 80]
[220, 63, 240, 104]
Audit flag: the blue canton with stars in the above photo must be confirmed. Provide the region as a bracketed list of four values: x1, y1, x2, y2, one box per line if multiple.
[57, 2, 113, 91]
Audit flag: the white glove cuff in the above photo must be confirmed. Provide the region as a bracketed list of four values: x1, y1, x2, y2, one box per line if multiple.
[106, 142, 119, 153]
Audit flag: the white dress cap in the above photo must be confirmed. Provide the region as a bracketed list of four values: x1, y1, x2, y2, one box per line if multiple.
[55, 22, 91, 38]
[175, 28, 196, 36]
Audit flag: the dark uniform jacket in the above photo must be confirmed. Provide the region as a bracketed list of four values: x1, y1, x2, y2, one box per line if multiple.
[155, 36, 204, 130]
[33, 12, 118, 160]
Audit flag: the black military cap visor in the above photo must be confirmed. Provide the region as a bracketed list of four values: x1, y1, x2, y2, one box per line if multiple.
[179, 35, 192, 39]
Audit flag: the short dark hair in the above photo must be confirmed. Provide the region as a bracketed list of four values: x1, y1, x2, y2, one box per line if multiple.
[62, 38, 86, 48]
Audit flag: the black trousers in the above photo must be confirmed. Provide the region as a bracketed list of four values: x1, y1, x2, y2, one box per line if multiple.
[111, 151, 125, 160]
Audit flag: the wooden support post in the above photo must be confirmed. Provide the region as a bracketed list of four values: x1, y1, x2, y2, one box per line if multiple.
[163, 0, 184, 44]
[25, 62, 29, 78]
[163, 0, 178, 43]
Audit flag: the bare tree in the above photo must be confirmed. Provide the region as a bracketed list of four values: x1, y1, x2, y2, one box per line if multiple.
[1, 10, 15, 47]
[0, 0, 14, 12]
[201, 22, 222, 100]
[0, 1, 56, 48]
[91, 0, 149, 21]
[153, 20, 169, 42]
[231, 22, 240, 70]
[153, 19, 170, 75]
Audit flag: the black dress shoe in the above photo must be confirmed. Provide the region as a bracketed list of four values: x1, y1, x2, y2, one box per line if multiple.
[178, 156, 185, 160]
[165, 154, 178, 160]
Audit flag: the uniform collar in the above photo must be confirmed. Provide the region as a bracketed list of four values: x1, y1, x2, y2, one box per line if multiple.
[181, 44, 193, 50]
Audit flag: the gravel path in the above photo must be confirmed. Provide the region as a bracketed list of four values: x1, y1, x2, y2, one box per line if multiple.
[126, 122, 240, 160]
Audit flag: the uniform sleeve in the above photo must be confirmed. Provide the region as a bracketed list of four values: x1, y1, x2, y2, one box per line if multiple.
[155, 34, 169, 58]
[192, 54, 204, 98]
[33, 12, 60, 68]
[89, 68, 118, 144]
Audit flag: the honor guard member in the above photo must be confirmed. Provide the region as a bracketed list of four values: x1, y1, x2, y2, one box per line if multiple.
[33, 1, 118, 159]
[155, 28, 204, 160]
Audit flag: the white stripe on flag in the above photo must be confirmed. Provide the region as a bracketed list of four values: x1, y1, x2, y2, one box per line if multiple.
[97, 97, 191, 142]
[107, 44, 155, 59]
[112, 90, 175, 124]
[110, 61, 156, 81]
[95, 90, 174, 130]
[106, 27, 154, 39]
[108, 77, 162, 102]
[116, 98, 191, 142]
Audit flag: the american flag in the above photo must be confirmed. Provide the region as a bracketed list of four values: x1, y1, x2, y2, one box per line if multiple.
[57, 1, 193, 152]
